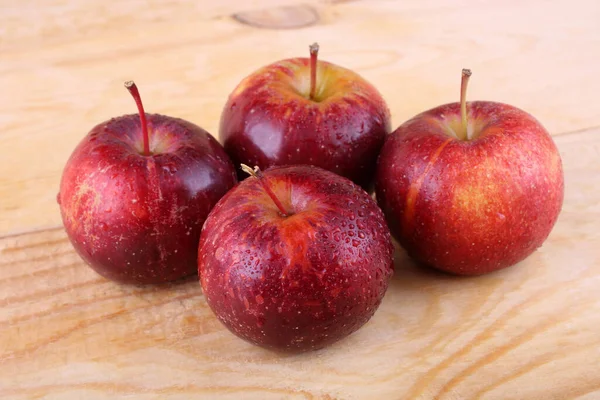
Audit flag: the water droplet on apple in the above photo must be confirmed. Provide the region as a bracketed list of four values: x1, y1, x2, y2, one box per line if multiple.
[162, 164, 177, 174]
[358, 232, 365, 239]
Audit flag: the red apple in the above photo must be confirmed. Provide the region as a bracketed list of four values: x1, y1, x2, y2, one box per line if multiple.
[58, 81, 237, 284]
[198, 165, 394, 351]
[375, 70, 564, 275]
[219, 43, 391, 190]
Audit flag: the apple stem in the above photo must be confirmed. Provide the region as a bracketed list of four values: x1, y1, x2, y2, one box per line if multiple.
[240, 164, 289, 217]
[125, 81, 150, 156]
[309, 42, 319, 100]
[460, 69, 472, 140]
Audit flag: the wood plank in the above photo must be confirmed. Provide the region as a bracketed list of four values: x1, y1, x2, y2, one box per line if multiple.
[1, 126, 598, 399]
[1, 0, 600, 235]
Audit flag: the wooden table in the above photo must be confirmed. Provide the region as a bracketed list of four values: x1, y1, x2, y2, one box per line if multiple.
[2, 1, 599, 398]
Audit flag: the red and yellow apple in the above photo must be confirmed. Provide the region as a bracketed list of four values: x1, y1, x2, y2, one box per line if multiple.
[198, 165, 394, 351]
[219, 43, 391, 190]
[375, 70, 564, 275]
[58, 82, 237, 284]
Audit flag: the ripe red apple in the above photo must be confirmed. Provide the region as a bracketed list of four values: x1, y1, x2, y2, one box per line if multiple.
[58, 81, 237, 284]
[375, 69, 564, 275]
[219, 43, 391, 190]
[198, 165, 394, 351]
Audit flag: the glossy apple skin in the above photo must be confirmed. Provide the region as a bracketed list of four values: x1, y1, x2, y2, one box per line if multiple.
[58, 114, 237, 284]
[198, 165, 394, 351]
[375, 101, 564, 275]
[219, 58, 391, 190]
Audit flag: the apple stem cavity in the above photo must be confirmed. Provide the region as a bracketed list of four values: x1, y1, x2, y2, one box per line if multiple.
[125, 81, 151, 156]
[460, 69, 472, 140]
[309, 42, 319, 100]
[241, 164, 290, 217]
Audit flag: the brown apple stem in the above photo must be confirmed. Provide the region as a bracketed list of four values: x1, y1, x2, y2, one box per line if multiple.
[125, 81, 150, 155]
[309, 42, 319, 100]
[460, 69, 472, 140]
[240, 164, 289, 217]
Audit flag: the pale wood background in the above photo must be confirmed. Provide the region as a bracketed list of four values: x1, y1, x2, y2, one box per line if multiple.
[1, 0, 599, 399]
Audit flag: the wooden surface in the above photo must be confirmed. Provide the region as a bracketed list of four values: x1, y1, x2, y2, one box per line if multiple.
[1, 0, 600, 398]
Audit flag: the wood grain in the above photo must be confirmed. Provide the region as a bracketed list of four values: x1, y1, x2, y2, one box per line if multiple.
[1, 125, 599, 399]
[1, 0, 600, 398]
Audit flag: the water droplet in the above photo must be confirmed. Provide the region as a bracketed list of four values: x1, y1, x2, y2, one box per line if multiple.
[162, 164, 177, 174]
[358, 231, 365, 239]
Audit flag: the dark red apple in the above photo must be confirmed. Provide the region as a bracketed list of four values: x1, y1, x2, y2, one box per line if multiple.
[58, 81, 237, 284]
[198, 165, 394, 351]
[219, 43, 391, 190]
[375, 69, 564, 275]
